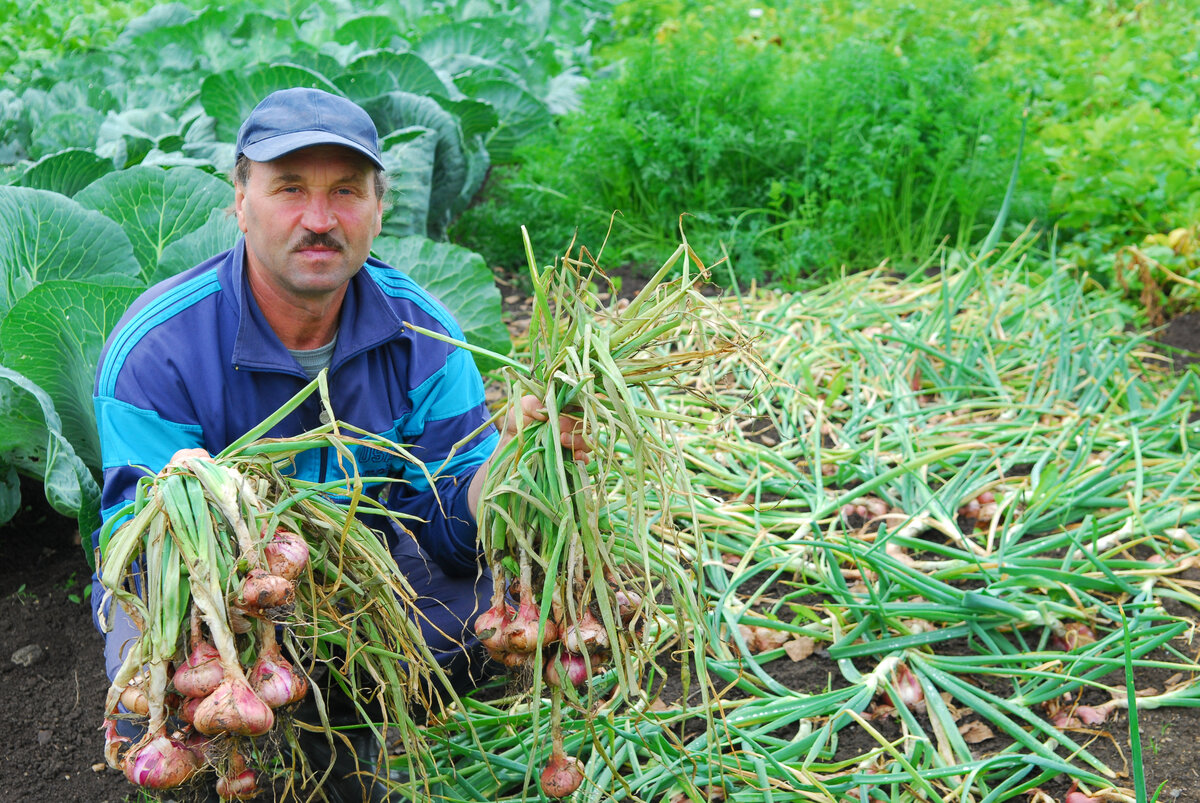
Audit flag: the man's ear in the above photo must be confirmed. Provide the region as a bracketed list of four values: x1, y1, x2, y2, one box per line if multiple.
[234, 184, 249, 233]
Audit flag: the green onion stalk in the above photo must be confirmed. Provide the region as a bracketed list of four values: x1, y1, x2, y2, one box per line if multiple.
[416, 238, 1200, 801]
[96, 376, 455, 796]
[437, 227, 743, 797]
[291, 235, 1200, 802]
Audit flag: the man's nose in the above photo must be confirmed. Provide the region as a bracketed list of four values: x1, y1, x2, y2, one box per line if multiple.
[300, 196, 336, 233]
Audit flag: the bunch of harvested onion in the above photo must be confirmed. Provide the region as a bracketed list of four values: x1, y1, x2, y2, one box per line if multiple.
[454, 227, 739, 797]
[96, 379, 442, 798]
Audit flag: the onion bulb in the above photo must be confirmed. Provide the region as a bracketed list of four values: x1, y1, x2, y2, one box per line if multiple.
[474, 602, 515, 655]
[119, 674, 150, 717]
[248, 622, 308, 708]
[172, 640, 224, 699]
[540, 749, 585, 798]
[892, 662, 924, 709]
[192, 674, 274, 737]
[613, 589, 643, 625]
[216, 751, 258, 800]
[562, 610, 608, 655]
[263, 527, 309, 581]
[122, 731, 202, 789]
[504, 601, 559, 654]
[238, 569, 295, 613]
[544, 650, 592, 688]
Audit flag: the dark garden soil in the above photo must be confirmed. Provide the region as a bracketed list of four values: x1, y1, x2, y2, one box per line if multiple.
[4, 285, 1200, 802]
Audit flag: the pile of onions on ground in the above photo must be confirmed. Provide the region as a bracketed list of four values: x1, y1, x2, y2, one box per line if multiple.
[96, 406, 441, 799]
[465, 228, 742, 799]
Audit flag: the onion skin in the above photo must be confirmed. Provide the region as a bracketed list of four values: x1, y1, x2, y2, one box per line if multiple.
[562, 610, 609, 655]
[504, 602, 559, 654]
[540, 750, 585, 798]
[217, 751, 258, 800]
[474, 603, 516, 655]
[238, 569, 295, 614]
[264, 527, 309, 581]
[248, 644, 308, 708]
[227, 605, 254, 634]
[172, 641, 224, 699]
[544, 650, 592, 688]
[192, 675, 275, 737]
[103, 719, 131, 768]
[122, 732, 202, 789]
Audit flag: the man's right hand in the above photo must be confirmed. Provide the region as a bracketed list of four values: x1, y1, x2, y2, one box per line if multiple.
[167, 448, 210, 467]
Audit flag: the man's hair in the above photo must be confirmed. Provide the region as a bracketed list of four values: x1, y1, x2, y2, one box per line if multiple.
[232, 154, 389, 201]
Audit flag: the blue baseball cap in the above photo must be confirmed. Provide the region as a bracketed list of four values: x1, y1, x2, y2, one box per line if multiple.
[235, 87, 384, 170]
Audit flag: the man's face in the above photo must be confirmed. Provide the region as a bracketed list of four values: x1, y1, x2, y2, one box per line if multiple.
[234, 145, 383, 303]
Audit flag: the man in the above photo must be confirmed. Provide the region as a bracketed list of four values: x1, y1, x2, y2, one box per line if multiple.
[91, 87, 581, 800]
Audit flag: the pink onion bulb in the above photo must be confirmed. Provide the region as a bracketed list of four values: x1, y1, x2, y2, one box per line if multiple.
[544, 650, 593, 688]
[122, 732, 202, 789]
[192, 674, 275, 737]
[172, 640, 224, 699]
[264, 527, 309, 581]
[474, 603, 515, 656]
[238, 569, 295, 613]
[562, 610, 609, 655]
[540, 749, 585, 798]
[216, 751, 258, 800]
[504, 602, 559, 654]
[248, 642, 308, 708]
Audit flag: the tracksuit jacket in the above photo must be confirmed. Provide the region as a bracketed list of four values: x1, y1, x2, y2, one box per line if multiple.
[90, 237, 499, 679]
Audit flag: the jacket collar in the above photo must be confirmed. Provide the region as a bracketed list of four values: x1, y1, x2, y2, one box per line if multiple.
[223, 237, 406, 374]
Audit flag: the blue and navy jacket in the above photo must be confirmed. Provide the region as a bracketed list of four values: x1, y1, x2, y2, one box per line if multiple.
[93, 237, 499, 576]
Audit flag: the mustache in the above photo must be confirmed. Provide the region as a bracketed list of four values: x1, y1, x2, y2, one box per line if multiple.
[293, 232, 344, 251]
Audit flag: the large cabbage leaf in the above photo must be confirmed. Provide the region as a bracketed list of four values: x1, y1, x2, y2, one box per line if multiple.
[0, 279, 144, 475]
[155, 208, 241, 285]
[337, 50, 450, 102]
[454, 78, 552, 164]
[365, 92, 467, 239]
[0, 365, 101, 544]
[380, 127, 438, 239]
[16, 149, 115, 197]
[200, 64, 343, 142]
[0, 187, 140, 318]
[75, 166, 234, 283]
[334, 13, 410, 50]
[370, 235, 510, 372]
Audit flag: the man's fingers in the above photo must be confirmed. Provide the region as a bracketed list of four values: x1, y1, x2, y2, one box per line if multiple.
[519, 395, 549, 421]
[168, 447, 210, 465]
[507, 395, 592, 457]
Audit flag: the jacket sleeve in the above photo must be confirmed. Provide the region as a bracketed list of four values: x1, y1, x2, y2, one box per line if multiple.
[93, 356, 207, 554]
[388, 339, 499, 576]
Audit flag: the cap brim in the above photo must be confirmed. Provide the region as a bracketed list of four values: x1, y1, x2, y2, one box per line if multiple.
[239, 131, 385, 171]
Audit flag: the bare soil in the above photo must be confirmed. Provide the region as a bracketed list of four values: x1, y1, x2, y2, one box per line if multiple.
[4, 286, 1200, 802]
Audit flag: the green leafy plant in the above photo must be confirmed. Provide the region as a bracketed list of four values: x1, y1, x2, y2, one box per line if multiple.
[0, 0, 619, 535]
[453, 3, 1019, 284]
